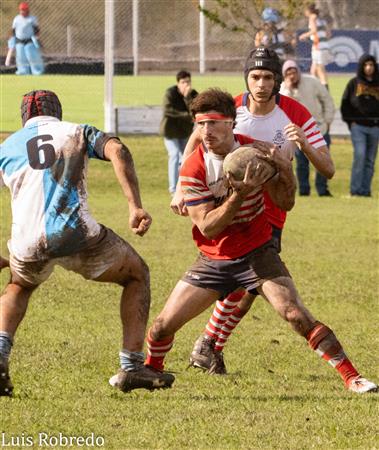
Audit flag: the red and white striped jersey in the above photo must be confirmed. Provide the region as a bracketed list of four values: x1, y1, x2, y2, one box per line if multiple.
[234, 92, 326, 228]
[180, 134, 272, 260]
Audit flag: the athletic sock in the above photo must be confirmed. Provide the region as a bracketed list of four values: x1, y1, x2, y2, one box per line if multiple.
[0, 332, 13, 359]
[214, 306, 246, 352]
[307, 322, 359, 385]
[145, 329, 174, 371]
[205, 291, 245, 340]
[119, 349, 145, 372]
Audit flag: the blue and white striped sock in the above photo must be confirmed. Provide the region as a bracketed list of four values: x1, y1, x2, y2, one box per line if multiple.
[119, 349, 145, 372]
[0, 332, 13, 359]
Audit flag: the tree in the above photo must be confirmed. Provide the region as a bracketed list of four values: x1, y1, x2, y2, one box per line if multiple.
[198, 0, 308, 38]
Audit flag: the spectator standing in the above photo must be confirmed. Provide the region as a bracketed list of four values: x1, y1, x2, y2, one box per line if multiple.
[160, 71, 198, 195]
[280, 59, 335, 196]
[11, 2, 44, 75]
[299, 3, 331, 89]
[341, 54, 379, 197]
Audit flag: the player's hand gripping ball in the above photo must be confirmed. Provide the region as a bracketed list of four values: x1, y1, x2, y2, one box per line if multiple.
[223, 145, 277, 183]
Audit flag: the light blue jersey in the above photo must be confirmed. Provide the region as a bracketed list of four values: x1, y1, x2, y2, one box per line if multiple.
[0, 116, 112, 261]
[12, 14, 38, 41]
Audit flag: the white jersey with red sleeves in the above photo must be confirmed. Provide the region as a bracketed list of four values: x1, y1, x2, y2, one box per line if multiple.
[234, 92, 326, 228]
[180, 134, 272, 260]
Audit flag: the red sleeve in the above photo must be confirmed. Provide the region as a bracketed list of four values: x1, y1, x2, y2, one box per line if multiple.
[180, 146, 213, 206]
[277, 94, 312, 127]
[234, 93, 245, 108]
[278, 94, 326, 148]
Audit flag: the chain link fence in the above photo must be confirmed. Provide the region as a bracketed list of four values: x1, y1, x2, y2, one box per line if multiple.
[2, 0, 377, 75]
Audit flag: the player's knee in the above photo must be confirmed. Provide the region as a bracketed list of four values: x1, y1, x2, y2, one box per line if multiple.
[137, 257, 150, 284]
[283, 303, 307, 328]
[150, 316, 173, 341]
[284, 305, 315, 336]
[120, 254, 150, 287]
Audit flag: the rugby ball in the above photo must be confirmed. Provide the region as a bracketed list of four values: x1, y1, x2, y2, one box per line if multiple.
[223, 145, 277, 182]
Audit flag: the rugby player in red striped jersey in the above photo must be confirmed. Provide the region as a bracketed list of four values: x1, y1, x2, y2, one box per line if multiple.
[145, 88, 377, 393]
[170, 49, 377, 393]
[189, 48, 336, 377]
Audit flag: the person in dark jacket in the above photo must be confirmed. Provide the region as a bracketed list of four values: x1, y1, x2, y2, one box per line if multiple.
[341, 54, 379, 196]
[160, 70, 198, 194]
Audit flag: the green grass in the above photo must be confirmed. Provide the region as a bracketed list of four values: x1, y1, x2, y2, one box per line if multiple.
[0, 73, 349, 132]
[0, 134, 378, 449]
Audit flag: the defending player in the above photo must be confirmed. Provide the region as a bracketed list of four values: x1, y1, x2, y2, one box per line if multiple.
[0, 90, 174, 396]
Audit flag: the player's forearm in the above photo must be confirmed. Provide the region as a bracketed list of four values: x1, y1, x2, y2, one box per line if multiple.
[300, 143, 335, 179]
[267, 167, 296, 211]
[107, 142, 143, 209]
[198, 192, 244, 239]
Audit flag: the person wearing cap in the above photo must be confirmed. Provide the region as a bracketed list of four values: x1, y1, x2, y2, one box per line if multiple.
[144, 88, 377, 394]
[0, 90, 175, 397]
[11, 2, 44, 75]
[280, 59, 335, 196]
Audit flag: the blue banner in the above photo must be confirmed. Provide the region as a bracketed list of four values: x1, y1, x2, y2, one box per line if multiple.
[296, 29, 379, 73]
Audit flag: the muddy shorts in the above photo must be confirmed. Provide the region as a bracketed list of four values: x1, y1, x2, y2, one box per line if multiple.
[182, 238, 290, 297]
[9, 226, 130, 286]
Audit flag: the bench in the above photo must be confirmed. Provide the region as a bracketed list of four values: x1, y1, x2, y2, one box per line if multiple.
[114, 105, 350, 137]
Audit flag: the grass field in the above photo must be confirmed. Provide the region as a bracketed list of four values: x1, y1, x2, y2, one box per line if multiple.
[0, 73, 350, 132]
[1, 135, 378, 449]
[1, 74, 378, 449]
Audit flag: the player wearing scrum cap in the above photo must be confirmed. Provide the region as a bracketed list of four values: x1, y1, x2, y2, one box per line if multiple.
[0, 90, 174, 396]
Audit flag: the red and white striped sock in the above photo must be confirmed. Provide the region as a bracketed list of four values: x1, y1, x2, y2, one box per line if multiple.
[205, 291, 245, 340]
[214, 306, 246, 352]
[307, 322, 359, 386]
[145, 329, 174, 371]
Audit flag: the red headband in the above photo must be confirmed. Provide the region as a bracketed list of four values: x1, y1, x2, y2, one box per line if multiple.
[195, 113, 233, 123]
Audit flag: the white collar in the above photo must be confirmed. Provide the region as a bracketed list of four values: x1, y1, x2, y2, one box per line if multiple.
[24, 116, 60, 127]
